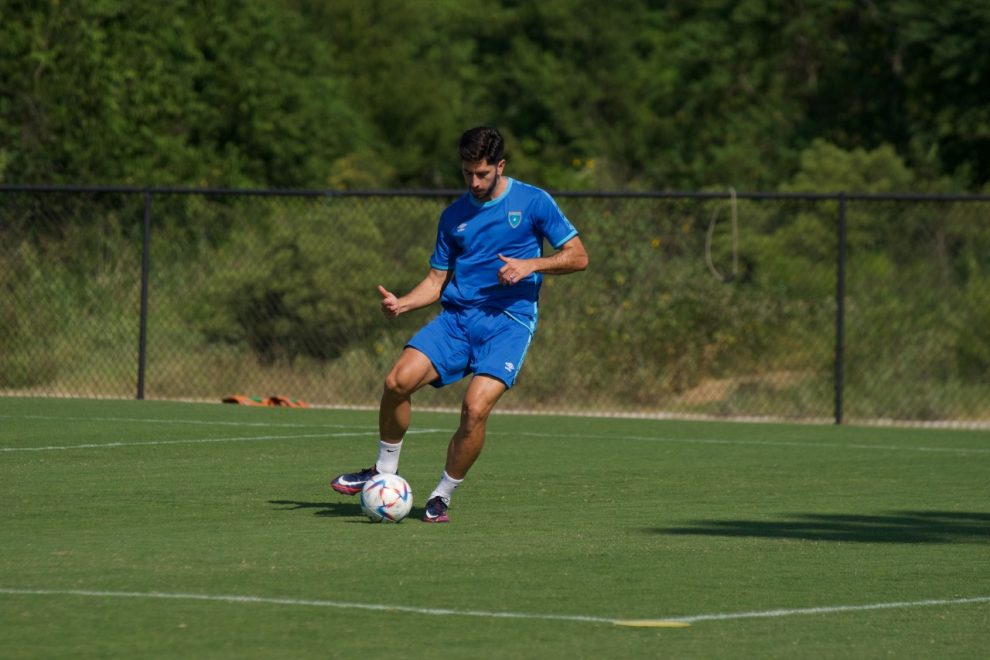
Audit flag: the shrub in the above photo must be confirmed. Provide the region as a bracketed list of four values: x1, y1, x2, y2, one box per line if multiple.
[0, 243, 62, 387]
[198, 207, 388, 364]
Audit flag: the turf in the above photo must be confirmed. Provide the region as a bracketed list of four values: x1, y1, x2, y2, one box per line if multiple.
[1, 397, 988, 658]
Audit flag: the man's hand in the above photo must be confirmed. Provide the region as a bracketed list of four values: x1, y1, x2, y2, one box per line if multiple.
[497, 254, 535, 286]
[498, 238, 588, 283]
[378, 285, 401, 319]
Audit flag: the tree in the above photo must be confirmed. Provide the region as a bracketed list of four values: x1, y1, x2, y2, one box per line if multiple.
[0, 0, 370, 187]
[2, 0, 989, 191]
[891, 1, 990, 186]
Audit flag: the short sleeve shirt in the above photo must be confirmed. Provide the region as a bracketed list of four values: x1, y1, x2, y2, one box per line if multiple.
[429, 178, 578, 322]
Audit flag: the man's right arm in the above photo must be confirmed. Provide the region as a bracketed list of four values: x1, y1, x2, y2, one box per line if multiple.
[377, 268, 450, 319]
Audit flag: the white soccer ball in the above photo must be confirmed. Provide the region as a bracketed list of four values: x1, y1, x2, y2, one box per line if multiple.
[360, 473, 413, 523]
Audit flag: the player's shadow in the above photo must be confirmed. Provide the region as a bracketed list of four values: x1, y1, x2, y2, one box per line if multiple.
[652, 511, 990, 544]
[269, 499, 364, 519]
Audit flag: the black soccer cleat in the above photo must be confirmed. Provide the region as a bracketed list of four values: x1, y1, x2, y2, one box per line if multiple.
[422, 495, 450, 523]
[330, 466, 379, 495]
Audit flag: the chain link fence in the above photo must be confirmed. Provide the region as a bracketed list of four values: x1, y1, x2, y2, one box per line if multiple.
[2, 185, 989, 427]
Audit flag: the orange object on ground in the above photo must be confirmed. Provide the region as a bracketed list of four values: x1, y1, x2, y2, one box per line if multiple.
[222, 395, 309, 408]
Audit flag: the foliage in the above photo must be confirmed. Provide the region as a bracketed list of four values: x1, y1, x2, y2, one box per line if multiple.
[0, 0, 370, 188]
[198, 205, 389, 364]
[1, 0, 989, 420]
[0, 209, 140, 393]
[2, 0, 989, 191]
[0, 242, 61, 387]
[0, 188, 987, 421]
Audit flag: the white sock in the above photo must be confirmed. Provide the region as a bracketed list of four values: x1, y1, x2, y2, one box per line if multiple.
[429, 470, 463, 505]
[374, 440, 402, 474]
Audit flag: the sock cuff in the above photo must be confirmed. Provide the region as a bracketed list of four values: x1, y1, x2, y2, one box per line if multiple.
[375, 439, 403, 474]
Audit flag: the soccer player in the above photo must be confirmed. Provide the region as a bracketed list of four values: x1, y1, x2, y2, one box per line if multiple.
[331, 126, 588, 522]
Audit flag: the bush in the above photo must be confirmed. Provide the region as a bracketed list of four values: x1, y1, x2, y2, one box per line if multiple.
[199, 205, 389, 364]
[0, 243, 61, 387]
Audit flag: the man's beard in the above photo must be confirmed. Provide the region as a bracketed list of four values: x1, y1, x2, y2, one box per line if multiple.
[474, 173, 499, 200]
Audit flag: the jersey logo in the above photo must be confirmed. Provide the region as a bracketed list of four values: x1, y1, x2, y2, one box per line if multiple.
[456, 222, 468, 233]
[507, 211, 522, 228]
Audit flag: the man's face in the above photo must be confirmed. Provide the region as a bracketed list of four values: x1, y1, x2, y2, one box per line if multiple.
[462, 158, 505, 201]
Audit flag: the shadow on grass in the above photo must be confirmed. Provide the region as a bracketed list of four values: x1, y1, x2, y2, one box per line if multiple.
[269, 499, 425, 521]
[653, 511, 990, 544]
[270, 499, 363, 518]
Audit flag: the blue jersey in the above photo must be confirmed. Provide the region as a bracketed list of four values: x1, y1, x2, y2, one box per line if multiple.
[429, 178, 579, 324]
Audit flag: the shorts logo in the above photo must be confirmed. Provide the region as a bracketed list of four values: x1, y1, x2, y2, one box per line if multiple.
[504, 362, 515, 372]
[507, 211, 522, 228]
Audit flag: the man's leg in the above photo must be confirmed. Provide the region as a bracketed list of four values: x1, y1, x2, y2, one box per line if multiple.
[445, 375, 507, 478]
[380, 347, 439, 443]
[331, 348, 438, 495]
[424, 375, 506, 522]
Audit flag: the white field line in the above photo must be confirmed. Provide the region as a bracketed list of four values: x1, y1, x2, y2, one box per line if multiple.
[668, 596, 990, 624]
[2, 412, 986, 455]
[500, 431, 990, 455]
[0, 414, 368, 429]
[0, 428, 445, 453]
[0, 587, 987, 627]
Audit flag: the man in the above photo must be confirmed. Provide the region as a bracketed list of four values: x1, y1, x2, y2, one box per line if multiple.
[331, 126, 588, 522]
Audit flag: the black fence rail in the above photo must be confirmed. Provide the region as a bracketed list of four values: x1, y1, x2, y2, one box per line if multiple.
[2, 185, 989, 428]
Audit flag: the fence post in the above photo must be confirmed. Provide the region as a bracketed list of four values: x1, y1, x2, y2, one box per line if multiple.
[136, 190, 152, 400]
[834, 193, 846, 424]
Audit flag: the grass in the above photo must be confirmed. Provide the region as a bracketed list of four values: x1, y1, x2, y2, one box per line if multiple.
[1, 396, 988, 658]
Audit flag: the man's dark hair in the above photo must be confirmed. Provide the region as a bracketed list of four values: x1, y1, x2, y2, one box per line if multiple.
[459, 126, 504, 164]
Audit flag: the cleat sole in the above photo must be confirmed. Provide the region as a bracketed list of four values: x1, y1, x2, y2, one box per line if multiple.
[330, 482, 363, 496]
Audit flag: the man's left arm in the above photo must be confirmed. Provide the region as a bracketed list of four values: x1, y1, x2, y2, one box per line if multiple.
[497, 236, 588, 285]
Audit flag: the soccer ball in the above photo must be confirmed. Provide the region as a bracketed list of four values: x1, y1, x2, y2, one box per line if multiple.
[360, 473, 413, 523]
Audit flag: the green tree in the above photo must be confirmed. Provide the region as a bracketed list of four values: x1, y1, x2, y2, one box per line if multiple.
[0, 0, 370, 187]
[295, 0, 490, 188]
[3, 0, 990, 191]
[891, 1, 990, 186]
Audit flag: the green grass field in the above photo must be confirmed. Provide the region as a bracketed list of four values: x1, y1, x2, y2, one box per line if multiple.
[1, 396, 987, 658]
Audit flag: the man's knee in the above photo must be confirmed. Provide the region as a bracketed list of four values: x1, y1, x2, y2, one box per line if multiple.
[459, 396, 495, 431]
[384, 355, 435, 398]
[384, 368, 416, 398]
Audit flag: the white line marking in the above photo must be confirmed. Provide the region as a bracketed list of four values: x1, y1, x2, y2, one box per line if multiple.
[3, 412, 985, 455]
[503, 431, 990, 455]
[0, 588, 986, 626]
[668, 596, 990, 624]
[0, 433, 363, 452]
[0, 414, 366, 429]
[0, 428, 446, 453]
[0, 588, 614, 624]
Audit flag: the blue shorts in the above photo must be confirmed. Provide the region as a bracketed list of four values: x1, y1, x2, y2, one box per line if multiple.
[407, 307, 535, 389]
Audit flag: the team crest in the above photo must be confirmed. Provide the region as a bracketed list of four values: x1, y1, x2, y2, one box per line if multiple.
[507, 211, 522, 228]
